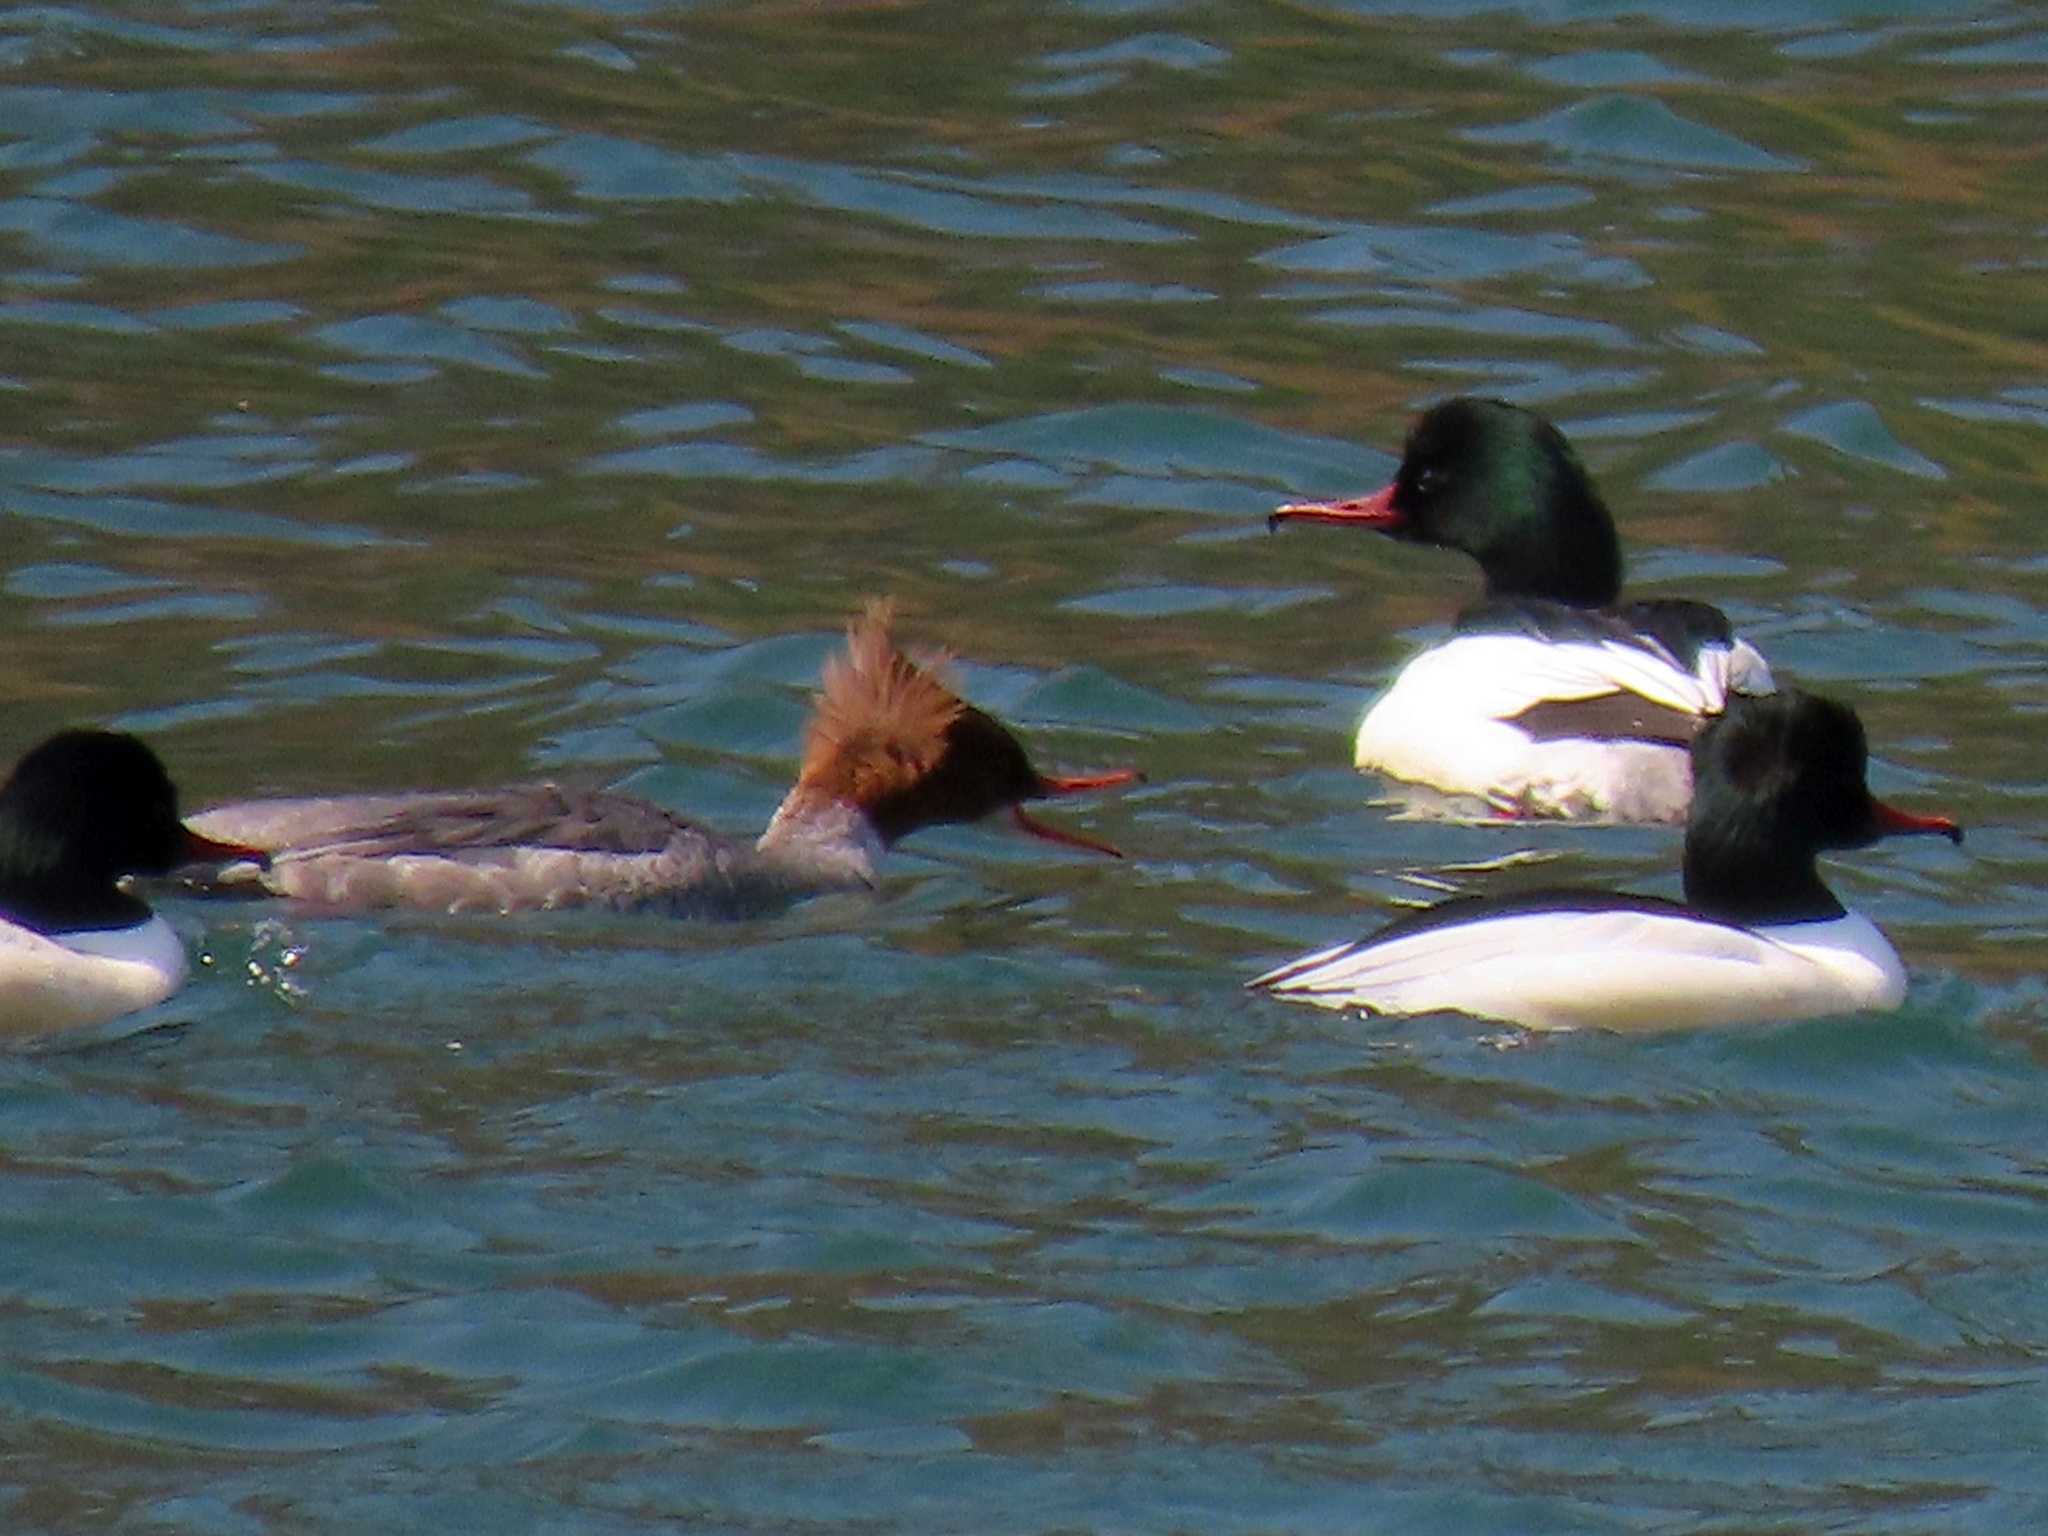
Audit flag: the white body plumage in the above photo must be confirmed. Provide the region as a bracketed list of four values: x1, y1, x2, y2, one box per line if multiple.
[1354, 631, 1775, 823]
[0, 914, 190, 1041]
[1250, 907, 1906, 1032]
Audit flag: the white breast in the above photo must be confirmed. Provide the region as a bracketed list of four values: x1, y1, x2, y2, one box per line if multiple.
[0, 915, 190, 1042]
[1353, 633, 1774, 823]
[1250, 908, 1906, 1032]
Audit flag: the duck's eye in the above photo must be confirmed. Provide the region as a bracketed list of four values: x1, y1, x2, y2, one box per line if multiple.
[1412, 466, 1446, 497]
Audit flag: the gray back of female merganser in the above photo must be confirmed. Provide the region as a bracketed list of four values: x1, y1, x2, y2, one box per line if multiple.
[186, 602, 1139, 918]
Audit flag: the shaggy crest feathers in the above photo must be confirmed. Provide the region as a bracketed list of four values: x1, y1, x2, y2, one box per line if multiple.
[783, 600, 1133, 853]
[796, 600, 967, 810]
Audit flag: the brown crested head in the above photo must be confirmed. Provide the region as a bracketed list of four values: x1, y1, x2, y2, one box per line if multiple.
[795, 601, 1139, 855]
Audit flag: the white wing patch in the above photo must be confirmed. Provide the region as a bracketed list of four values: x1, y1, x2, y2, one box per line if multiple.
[1718, 637, 1775, 700]
[1386, 634, 1759, 723]
[1353, 632, 1774, 822]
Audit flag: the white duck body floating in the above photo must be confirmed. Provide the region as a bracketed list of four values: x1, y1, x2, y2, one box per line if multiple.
[1273, 397, 1775, 823]
[1249, 689, 1961, 1032]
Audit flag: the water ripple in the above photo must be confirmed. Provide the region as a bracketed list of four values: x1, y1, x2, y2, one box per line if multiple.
[1469, 94, 1807, 172]
[249, 159, 535, 216]
[1260, 223, 1645, 285]
[313, 315, 548, 378]
[923, 405, 1392, 489]
[1, 486, 398, 547]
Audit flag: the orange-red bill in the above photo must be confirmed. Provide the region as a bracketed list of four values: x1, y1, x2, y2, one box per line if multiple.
[182, 825, 273, 870]
[1038, 768, 1143, 795]
[1267, 482, 1400, 532]
[1011, 805, 1123, 859]
[1872, 800, 1963, 846]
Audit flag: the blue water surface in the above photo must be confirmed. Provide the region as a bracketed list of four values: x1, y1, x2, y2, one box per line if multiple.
[0, 0, 2044, 1531]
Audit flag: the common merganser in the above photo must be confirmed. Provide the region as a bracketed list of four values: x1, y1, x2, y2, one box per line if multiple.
[186, 602, 1139, 917]
[1247, 689, 1961, 1031]
[0, 731, 266, 1041]
[1271, 396, 1775, 823]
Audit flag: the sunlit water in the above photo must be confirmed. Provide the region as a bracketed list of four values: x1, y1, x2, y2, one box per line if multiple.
[2, 1, 2045, 1530]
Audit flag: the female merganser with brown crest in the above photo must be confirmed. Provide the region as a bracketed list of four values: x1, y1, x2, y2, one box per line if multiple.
[0, 731, 265, 1040]
[1271, 397, 1775, 823]
[186, 602, 1139, 917]
[1248, 689, 1960, 1031]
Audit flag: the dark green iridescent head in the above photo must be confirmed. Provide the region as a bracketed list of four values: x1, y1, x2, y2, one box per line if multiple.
[1685, 690, 1961, 923]
[1386, 398, 1623, 607]
[0, 730, 264, 932]
[0, 731, 191, 889]
[1272, 398, 1624, 608]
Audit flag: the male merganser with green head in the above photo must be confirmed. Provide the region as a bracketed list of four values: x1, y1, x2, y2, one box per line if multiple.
[1249, 689, 1959, 1031]
[1272, 397, 1775, 823]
